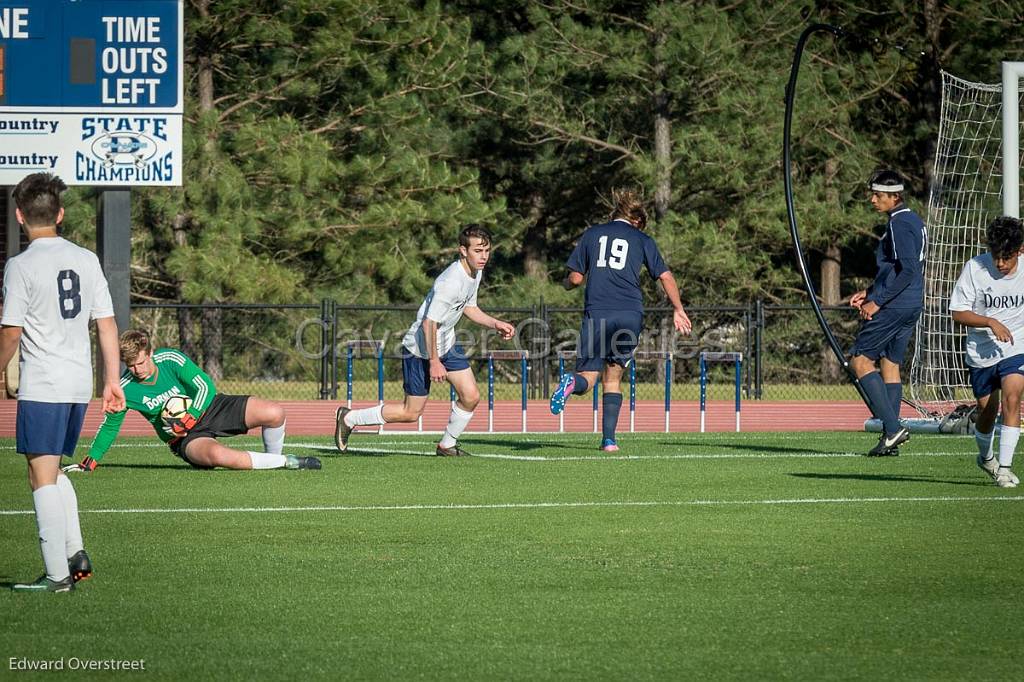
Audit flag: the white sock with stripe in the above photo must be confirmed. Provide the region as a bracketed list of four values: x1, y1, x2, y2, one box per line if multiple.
[262, 420, 286, 454]
[56, 474, 84, 557]
[248, 452, 288, 470]
[999, 425, 1020, 468]
[32, 485, 71, 582]
[345, 404, 385, 427]
[439, 404, 474, 449]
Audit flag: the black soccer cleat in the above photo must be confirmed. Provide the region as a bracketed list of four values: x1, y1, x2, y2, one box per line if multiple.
[867, 427, 910, 457]
[284, 455, 321, 470]
[11, 575, 75, 593]
[436, 444, 470, 457]
[335, 406, 354, 452]
[300, 456, 322, 470]
[68, 550, 93, 583]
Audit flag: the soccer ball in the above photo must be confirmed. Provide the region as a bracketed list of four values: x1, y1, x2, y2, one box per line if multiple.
[161, 395, 193, 426]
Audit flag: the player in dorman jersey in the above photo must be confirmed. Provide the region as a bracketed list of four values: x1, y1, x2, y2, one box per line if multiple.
[63, 329, 320, 472]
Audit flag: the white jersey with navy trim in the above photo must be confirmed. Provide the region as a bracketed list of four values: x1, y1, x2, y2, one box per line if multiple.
[1, 236, 114, 402]
[949, 253, 1024, 368]
[402, 260, 481, 359]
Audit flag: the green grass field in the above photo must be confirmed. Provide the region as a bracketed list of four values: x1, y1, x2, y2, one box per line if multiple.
[1, 432, 1021, 680]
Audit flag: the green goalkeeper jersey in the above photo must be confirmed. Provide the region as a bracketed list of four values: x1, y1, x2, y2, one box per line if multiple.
[89, 347, 217, 462]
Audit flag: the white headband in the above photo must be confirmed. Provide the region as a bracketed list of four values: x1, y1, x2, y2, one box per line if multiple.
[870, 182, 903, 192]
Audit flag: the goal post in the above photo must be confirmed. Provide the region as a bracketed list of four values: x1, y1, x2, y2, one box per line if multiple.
[905, 62, 1024, 425]
[1004, 62, 1024, 219]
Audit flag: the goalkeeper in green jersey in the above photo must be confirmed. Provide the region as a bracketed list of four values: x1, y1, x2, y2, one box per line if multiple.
[63, 329, 320, 472]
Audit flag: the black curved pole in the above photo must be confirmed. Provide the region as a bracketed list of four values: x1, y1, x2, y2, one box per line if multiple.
[783, 23, 874, 411]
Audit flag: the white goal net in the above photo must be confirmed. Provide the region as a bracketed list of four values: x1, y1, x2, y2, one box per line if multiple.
[909, 68, 1024, 414]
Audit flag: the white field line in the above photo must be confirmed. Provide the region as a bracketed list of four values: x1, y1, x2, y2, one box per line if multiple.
[328, 445, 972, 461]
[1, 496, 1022, 516]
[0, 432, 978, 450]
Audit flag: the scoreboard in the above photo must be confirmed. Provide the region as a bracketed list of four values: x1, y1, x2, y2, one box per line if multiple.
[0, 0, 182, 186]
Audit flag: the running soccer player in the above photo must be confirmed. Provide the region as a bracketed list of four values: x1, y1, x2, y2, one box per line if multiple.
[0, 172, 125, 592]
[849, 169, 926, 456]
[549, 189, 692, 451]
[334, 225, 515, 456]
[62, 329, 320, 472]
[950, 216, 1024, 488]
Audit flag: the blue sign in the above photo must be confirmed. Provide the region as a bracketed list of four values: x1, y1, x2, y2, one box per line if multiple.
[0, 0, 182, 185]
[0, 0, 181, 111]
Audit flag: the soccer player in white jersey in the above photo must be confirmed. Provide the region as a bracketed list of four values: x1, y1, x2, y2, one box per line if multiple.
[950, 216, 1024, 488]
[334, 225, 515, 456]
[0, 173, 125, 592]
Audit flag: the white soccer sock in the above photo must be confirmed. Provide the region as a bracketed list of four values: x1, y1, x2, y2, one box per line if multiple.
[32, 485, 70, 582]
[262, 420, 286, 455]
[345, 404, 385, 428]
[439, 404, 474, 449]
[975, 429, 995, 460]
[999, 425, 1020, 468]
[247, 451, 288, 470]
[55, 475, 84, 557]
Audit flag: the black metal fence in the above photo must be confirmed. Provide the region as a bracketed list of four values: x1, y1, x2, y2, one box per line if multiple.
[125, 301, 871, 403]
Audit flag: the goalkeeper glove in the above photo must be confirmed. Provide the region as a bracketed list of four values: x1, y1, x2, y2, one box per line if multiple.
[62, 456, 98, 474]
[170, 413, 197, 437]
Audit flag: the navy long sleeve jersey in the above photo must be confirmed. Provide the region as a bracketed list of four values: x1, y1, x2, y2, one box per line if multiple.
[868, 204, 926, 309]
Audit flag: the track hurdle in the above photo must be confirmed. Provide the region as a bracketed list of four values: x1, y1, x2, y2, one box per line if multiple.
[699, 351, 742, 433]
[346, 340, 385, 433]
[632, 351, 673, 433]
[488, 350, 529, 432]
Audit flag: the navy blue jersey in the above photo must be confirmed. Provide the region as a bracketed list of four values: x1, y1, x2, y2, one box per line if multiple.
[567, 220, 669, 313]
[868, 204, 926, 310]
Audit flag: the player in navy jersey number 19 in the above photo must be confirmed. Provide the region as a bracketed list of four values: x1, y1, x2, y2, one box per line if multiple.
[0, 173, 125, 592]
[950, 216, 1024, 488]
[848, 170, 926, 456]
[550, 189, 692, 451]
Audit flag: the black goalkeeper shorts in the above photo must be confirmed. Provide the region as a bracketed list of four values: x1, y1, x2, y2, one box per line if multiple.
[169, 394, 251, 466]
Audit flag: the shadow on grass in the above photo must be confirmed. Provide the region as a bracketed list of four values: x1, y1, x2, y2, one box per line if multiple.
[461, 438, 581, 452]
[789, 472, 984, 486]
[342, 448, 437, 458]
[659, 441, 850, 455]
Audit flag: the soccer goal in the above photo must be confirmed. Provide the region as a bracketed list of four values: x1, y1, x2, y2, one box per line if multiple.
[905, 62, 1024, 428]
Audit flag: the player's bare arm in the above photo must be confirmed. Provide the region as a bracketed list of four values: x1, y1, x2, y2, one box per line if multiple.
[952, 310, 1014, 344]
[422, 317, 447, 382]
[658, 271, 693, 335]
[0, 325, 22, 377]
[850, 290, 867, 308]
[563, 270, 584, 290]
[462, 306, 515, 340]
[95, 317, 125, 413]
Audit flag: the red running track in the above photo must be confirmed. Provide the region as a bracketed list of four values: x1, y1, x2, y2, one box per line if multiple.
[0, 399, 916, 438]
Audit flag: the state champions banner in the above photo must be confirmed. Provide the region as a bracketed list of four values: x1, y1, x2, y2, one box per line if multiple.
[0, 0, 183, 186]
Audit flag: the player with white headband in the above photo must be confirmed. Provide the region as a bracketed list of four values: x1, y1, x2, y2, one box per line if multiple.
[849, 169, 927, 456]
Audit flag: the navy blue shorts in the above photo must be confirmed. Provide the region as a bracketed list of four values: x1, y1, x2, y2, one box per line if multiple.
[848, 306, 921, 363]
[969, 355, 1024, 399]
[402, 345, 471, 397]
[576, 311, 643, 372]
[16, 401, 88, 456]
